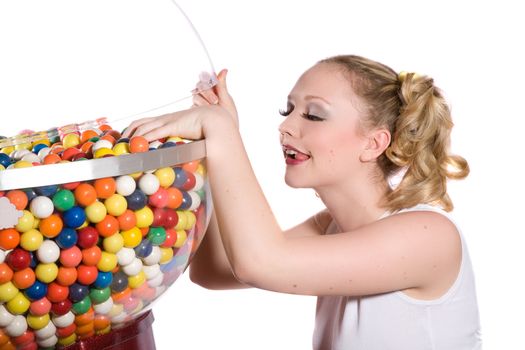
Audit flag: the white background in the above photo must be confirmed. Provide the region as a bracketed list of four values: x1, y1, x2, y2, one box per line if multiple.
[1, 0, 524, 349]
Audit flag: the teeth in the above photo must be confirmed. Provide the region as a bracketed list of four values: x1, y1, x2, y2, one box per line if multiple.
[285, 149, 297, 156]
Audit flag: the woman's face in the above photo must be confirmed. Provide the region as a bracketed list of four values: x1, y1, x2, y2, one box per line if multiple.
[278, 63, 370, 190]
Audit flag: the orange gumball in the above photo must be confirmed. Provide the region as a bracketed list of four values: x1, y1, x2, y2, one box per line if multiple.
[117, 210, 136, 231]
[94, 178, 116, 199]
[166, 187, 183, 209]
[12, 267, 36, 289]
[39, 214, 64, 238]
[80, 130, 99, 144]
[129, 136, 149, 153]
[43, 153, 62, 165]
[182, 160, 200, 173]
[0, 228, 20, 250]
[81, 246, 102, 266]
[0, 263, 14, 284]
[6, 190, 28, 210]
[95, 215, 119, 237]
[74, 183, 97, 207]
[56, 266, 78, 286]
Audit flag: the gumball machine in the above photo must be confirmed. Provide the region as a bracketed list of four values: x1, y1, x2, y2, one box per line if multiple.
[0, 1, 215, 349]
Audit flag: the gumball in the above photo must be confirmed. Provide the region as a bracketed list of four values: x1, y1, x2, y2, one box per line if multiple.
[89, 287, 111, 304]
[102, 233, 124, 254]
[63, 206, 86, 228]
[129, 136, 149, 153]
[35, 263, 58, 283]
[180, 171, 196, 191]
[12, 268, 36, 290]
[38, 214, 63, 238]
[115, 175, 136, 196]
[0, 153, 11, 168]
[22, 188, 38, 202]
[92, 139, 113, 152]
[125, 189, 147, 210]
[94, 177, 116, 199]
[36, 240, 60, 263]
[161, 229, 177, 248]
[43, 153, 61, 165]
[46, 282, 69, 303]
[163, 208, 179, 229]
[0, 281, 18, 304]
[80, 130, 98, 144]
[0, 305, 15, 329]
[142, 264, 161, 280]
[62, 133, 80, 149]
[35, 185, 58, 197]
[52, 311, 75, 328]
[179, 191, 192, 210]
[0, 263, 14, 284]
[0, 228, 20, 250]
[95, 215, 119, 237]
[5, 315, 28, 337]
[166, 187, 183, 209]
[19, 229, 43, 252]
[117, 210, 136, 231]
[110, 271, 128, 293]
[16, 210, 36, 233]
[51, 299, 72, 316]
[56, 267, 77, 287]
[76, 265, 98, 285]
[122, 258, 142, 276]
[25, 280, 48, 301]
[138, 173, 160, 195]
[13, 160, 33, 169]
[128, 271, 146, 289]
[121, 227, 142, 248]
[173, 168, 188, 188]
[61, 147, 81, 161]
[116, 248, 135, 266]
[93, 147, 115, 159]
[81, 246, 102, 266]
[112, 142, 130, 156]
[133, 239, 153, 258]
[135, 206, 154, 228]
[55, 227, 78, 249]
[154, 167, 176, 188]
[159, 247, 174, 264]
[59, 246, 82, 268]
[93, 297, 113, 315]
[173, 229, 187, 248]
[6, 190, 28, 211]
[85, 201, 107, 223]
[68, 283, 89, 304]
[150, 207, 166, 227]
[104, 194, 127, 217]
[159, 141, 177, 149]
[148, 187, 169, 209]
[188, 191, 201, 211]
[6, 248, 31, 271]
[96, 252, 117, 272]
[142, 246, 161, 266]
[26, 313, 50, 331]
[29, 196, 53, 219]
[34, 322, 56, 342]
[74, 183, 97, 207]
[93, 271, 112, 289]
[147, 227, 167, 246]
[6, 291, 31, 315]
[76, 226, 99, 249]
[52, 189, 75, 211]
[29, 297, 52, 316]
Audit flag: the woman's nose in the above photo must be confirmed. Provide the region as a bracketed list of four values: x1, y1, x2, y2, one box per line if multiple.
[278, 114, 298, 138]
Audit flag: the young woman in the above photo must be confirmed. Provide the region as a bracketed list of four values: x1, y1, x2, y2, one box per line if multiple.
[124, 55, 482, 349]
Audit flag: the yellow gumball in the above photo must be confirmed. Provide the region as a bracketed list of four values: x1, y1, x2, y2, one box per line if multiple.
[94, 148, 115, 159]
[0, 282, 19, 303]
[13, 160, 33, 168]
[121, 228, 142, 248]
[104, 194, 127, 217]
[159, 247, 174, 264]
[97, 252, 118, 272]
[27, 313, 50, 330]
[154, 167, 175, 188]
[35, 263, 59, 283]
[20, 229, 44, 251]
[135, 207, 153, 228]
[6, 292, 30, 315]
[85, 201, 107, 223]
[58, 333, 77, 346]
[128, 271, 146, 289]
[173, 230, 187, 248]
[112, 143, 130, 156]
[103, 234, 124, 254]
[16, 210, 35, 233]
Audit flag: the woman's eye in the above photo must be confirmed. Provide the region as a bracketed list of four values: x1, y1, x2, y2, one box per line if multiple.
[301, 113, 324, 121]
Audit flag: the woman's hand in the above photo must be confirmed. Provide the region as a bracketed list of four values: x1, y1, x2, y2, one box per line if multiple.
[122, 104, 234, 142]
[193, 69, 239, 128]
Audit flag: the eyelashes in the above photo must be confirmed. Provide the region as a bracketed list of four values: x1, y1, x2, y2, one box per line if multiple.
[279, 103, 324, 121]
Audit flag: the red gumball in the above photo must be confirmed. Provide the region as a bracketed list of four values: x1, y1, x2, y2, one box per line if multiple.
[151, 207, 167, 227]
[62, 182, 81, 190]
[163, 208, 179, 229]
[6, 248, 31, 271]
[181, 171, 196, 191]
[148, 187, 169, 208]
[77, 226, 99, 249]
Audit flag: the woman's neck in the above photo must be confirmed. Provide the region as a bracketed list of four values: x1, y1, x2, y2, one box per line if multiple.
[316, 178, 389, 232]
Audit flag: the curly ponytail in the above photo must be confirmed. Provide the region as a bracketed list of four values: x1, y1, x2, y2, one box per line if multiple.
[319, 55, 469, 212]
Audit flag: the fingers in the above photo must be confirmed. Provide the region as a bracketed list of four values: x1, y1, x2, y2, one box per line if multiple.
[192, 94, 211, 108]
[122, 117, 154, 138]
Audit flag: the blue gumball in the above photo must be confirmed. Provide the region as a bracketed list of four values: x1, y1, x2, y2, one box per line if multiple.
[63, 206, 86, 228]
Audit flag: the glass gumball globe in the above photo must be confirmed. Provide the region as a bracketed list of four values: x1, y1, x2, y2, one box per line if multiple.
[0, 1, 213, 348]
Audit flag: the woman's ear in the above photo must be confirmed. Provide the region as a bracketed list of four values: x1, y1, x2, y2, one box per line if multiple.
[359, 128, 391, 162]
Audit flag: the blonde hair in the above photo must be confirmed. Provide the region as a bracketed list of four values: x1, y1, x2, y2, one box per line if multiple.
[319, 55, 469, 212]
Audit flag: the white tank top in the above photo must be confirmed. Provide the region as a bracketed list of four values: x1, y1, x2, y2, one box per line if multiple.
[313, 204, 482, 350]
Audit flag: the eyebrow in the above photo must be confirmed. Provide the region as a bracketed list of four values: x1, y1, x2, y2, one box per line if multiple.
[287, 94, 332, 105]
